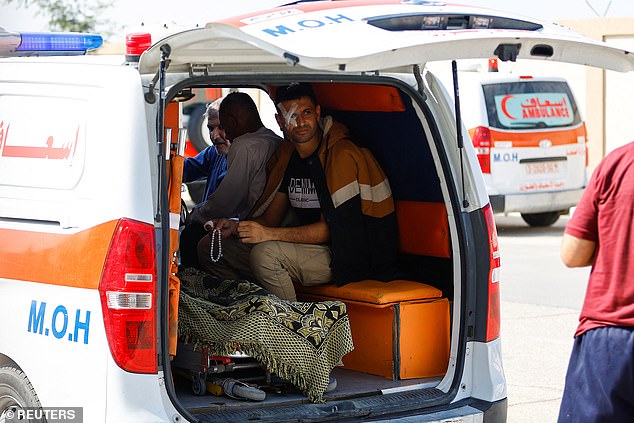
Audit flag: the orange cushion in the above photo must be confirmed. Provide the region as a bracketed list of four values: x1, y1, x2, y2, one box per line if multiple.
[396, 201, 451, 258]
[268, 84, 405, 112]
[311, 83, 406, 112]
[297, 280, 442, 305]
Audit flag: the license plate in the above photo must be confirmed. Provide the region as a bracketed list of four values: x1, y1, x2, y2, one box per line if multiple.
[525, 161, 560, 175]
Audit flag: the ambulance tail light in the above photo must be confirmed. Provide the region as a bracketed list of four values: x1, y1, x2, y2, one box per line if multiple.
[484, 204, 501, 342]
[472, 126, 492, 173]
[99, 218, 157, 374]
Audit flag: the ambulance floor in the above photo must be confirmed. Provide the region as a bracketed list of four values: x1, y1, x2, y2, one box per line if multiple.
[174, 367, 442, 411]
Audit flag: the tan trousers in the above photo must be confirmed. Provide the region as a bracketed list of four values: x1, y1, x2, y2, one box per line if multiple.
[250, 241, 332, 302]
[197, 235, 332, 302]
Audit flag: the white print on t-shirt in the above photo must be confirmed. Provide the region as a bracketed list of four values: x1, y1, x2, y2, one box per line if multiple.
[288, 177, 320, 209]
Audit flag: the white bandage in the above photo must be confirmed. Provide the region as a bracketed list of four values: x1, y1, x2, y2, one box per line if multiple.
[277, 102, 299, 129]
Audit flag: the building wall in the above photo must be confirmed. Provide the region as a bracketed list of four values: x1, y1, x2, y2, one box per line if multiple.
[559, 18, 634, 170]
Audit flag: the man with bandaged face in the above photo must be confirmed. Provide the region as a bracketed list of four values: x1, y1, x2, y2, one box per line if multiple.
[202, 83, 399, 301]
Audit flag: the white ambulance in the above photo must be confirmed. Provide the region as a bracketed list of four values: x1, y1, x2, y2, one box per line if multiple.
[0, 2, 632, 422]
[454, 67, 588, 226]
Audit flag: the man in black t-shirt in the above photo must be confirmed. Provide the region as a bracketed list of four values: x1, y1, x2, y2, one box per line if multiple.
[280, 152, 322, 225]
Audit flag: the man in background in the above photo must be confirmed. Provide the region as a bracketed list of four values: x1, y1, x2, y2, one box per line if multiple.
[558, 141, 634, 422]
[180, 98, 228, 267]
[182, 92, 281, 268]
[183, 98, 230, 206]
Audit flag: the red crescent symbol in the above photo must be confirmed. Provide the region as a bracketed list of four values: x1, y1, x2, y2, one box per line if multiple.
[500, 95, 516, 120]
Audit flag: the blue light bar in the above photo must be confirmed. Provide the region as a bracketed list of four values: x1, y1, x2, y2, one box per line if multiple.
[16, 32, 103, 53]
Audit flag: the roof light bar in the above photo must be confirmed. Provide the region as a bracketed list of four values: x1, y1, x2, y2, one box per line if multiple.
[125, 32, 152, 64]
[17, 32, 103, 52]
[0, 29, 103, 56]
[126, 32, 152, 56]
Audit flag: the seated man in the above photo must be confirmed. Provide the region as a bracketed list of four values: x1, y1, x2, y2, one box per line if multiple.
[198, 83, 399, 301]
[183, 98, 229, 205]
[180, 98, 229, 267]
[183, 92, 281, 268]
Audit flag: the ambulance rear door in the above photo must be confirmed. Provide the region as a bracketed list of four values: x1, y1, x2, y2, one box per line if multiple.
[479, 77, 587, 195]
[138, 2, 634, 77]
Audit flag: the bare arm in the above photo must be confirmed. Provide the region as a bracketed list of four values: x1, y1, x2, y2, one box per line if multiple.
[238, 191, 330, 244]
[560, 233, 596, 268]
[253, 191, 289, 228]
[206, 192, 289, 239]
[238, 219, 329, 245]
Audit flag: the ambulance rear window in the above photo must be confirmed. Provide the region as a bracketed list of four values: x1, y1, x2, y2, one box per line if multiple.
[482, 81, 581, 130]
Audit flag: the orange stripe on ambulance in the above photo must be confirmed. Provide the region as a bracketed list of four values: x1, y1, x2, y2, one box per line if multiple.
[27, 300, 91, 345]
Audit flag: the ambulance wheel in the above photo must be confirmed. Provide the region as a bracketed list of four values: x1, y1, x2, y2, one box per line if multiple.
[0, 366, 44, 423]
[192, 375, 207, 396]
[520, 211, 561, 227]
[187, 104, 211, 153]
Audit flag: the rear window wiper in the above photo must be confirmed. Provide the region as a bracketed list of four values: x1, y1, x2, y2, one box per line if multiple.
[505, 121, 550, 129]
[504, 123, 541, 129]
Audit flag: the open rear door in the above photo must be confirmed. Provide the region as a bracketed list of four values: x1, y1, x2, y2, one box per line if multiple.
[139, 1, 634, 77]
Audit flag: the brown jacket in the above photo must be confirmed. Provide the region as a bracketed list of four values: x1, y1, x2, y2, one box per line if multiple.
[250, 116, 399, 283]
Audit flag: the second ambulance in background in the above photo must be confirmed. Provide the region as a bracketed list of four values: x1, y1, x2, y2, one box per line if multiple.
[451, 60, 587, 227]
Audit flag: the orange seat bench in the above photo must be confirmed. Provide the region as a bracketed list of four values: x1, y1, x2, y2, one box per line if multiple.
[296, 201, 451, 380]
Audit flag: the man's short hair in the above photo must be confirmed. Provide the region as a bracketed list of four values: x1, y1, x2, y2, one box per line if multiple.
[219, 91, 259, 118]
[274, 83, 317, 107]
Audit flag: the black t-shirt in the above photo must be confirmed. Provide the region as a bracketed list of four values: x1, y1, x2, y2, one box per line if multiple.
[278, 151, 322, 225]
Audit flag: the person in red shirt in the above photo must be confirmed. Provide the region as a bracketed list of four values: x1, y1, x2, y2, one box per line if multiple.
[558, 141, 634, 422]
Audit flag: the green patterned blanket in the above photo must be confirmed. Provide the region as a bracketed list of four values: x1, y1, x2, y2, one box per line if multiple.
[177, 268, 354, 403]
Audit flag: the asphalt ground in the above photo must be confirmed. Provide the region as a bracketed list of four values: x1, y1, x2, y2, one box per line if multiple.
[496, 213, 589, 423]
[501, 301, 579, 422]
